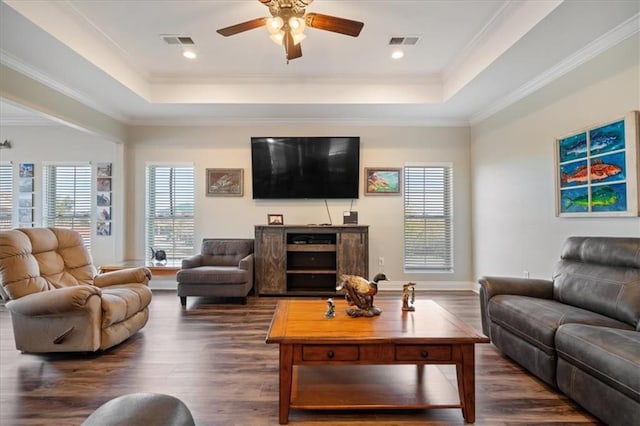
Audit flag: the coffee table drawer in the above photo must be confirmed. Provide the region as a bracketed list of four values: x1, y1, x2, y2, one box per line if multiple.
[395, 345, 451, 361]
[302, 345, 359, 361]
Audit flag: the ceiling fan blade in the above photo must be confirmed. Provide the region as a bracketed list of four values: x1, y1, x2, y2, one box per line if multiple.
[216, 17, 267, 37]
[305, 13, 364, 37]
[284, 32, 303, 62]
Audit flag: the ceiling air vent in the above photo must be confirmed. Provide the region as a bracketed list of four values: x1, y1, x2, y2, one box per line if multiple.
[161, 35, 195, 45]
[388, 36, 421, 46]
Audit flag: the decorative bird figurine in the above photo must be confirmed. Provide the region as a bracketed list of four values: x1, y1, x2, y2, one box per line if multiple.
[336, 273, 387, 317]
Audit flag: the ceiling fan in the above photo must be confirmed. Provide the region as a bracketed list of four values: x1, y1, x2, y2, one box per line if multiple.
[216, 0, 364, 63]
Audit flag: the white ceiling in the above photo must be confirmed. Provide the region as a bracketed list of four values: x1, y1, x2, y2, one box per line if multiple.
[1, 0, 638, 127]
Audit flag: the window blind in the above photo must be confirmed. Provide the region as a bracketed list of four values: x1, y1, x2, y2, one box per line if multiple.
[43, 164, 92, 246]
[146, 165, 195, 260]
[404, 165, 453, 271]
[0, 162, 13, 230]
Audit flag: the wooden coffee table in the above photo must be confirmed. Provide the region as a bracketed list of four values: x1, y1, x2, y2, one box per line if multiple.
[266, 298, 489, 424]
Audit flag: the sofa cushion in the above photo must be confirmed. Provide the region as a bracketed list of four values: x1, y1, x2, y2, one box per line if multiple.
[553, 237, 640, 327]
[556, 324, 640, 403]
[488, 295, 634, 355]
[176, 266, 248, 284]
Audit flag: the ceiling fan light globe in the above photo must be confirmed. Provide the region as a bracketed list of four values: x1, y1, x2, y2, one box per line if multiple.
[289, 16, 305, 33]
[293, 33, 306, 45]
[266, 16, 284, 34]
[269, 32, 284, 45]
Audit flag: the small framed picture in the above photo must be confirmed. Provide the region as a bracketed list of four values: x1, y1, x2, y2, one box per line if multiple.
[268, 214, 284, 225]
[19, 163, 34, 178]
[97, 162, 112, 178]
[206, 168, 243, 197]
[365, 167, 402, 195]
[97, 177, 111, 192]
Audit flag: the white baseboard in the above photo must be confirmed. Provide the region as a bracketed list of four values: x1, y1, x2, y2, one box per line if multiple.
[150, 277, 177, 290]
[377, 280, 477, 292]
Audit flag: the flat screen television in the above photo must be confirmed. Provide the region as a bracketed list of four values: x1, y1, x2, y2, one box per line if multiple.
[251, 136, 360, 199]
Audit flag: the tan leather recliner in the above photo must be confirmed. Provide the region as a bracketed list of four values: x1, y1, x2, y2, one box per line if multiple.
[0, 227, 152, 353]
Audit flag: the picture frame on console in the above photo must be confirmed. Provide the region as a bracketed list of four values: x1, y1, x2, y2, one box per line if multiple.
[206, 168, 243, 197]
[268, 214, 284, 225]
[365, 167, 402, 195]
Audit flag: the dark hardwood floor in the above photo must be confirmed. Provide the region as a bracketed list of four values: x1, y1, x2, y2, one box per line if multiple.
[0, 291, 600, 425]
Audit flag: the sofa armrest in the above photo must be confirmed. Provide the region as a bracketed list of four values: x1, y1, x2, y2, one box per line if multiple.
[479, 276, 554, 300]
[181, 254, 203, 269]
[93, 267, 151, 288]
[478, 276, 553, 339]
[238, 253, 254, 271]
[5, 285, 102, 316]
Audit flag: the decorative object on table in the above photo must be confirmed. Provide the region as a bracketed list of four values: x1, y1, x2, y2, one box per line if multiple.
[402, 282, 416, 311]
[324, 298, 336, 318]
[336, 273, 387, 317]
[150, 247, 167, 263]
[365, 168, 402, 195]
[206, 168, 243, 196]
[554, 110, 639, 217]
[268, 213, 284, 225]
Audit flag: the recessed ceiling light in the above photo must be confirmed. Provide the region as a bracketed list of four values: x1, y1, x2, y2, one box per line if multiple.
[183, 50, 197, 59]
[391, 50, 404, 59]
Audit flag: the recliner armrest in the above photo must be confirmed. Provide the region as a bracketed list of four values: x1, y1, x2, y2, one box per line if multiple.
[94, 267, 151, 287]
[181, 254, 203, 269]
[6, 285, 102, 316]
[479, 276, 553, 300]
[478, 276, 553, 339]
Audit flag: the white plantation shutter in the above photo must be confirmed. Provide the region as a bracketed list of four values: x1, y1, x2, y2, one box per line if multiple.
[146, 165, 195, 260]
[0, 162, 13, 230]
[404, 165, 453, 271]
[43, 164, 92, 246]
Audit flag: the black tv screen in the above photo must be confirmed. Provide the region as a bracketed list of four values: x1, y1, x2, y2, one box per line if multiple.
[251, 137, 360, 199]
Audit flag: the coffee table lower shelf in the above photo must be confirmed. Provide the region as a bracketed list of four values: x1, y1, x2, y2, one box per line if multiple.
[290, 364, 461, 410]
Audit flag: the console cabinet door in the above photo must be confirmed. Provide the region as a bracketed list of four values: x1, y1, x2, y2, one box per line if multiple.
[337, 229, 369, 279]
[255, 227, 286, 294]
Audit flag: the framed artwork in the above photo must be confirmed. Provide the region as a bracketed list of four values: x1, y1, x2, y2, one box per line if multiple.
[206, 168, 243, 196]
[96, 162, 112, 236]
[268, 214, 284, 225]
[554, 111, 639, 217]
[365, 167, 402, 195]
[19, 163, 34, 177]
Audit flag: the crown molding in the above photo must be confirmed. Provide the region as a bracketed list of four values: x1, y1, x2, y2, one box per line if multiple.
[126, 116, 469, 128]
[0, 50, 127, 122]
[469, 13, 640, 126]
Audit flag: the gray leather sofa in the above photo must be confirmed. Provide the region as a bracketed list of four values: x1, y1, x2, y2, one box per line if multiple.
[479, 236, 640, 425]
[176, 238, 254, 306]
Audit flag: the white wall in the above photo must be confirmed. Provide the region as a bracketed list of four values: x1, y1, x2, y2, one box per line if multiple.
[0, 125, 124, 265]
[471, 34, 640, 282]
[127, 125, 472, 288]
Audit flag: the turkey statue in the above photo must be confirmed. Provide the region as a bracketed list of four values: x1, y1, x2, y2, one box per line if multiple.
[336, 273, 387, 317]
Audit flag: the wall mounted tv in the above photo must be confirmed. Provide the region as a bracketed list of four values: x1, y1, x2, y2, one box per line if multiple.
[251, 136, 360, 199]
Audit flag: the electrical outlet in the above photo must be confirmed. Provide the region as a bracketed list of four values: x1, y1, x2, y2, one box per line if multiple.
[378, 257, 384, 266]
[523, 270, 530, 278]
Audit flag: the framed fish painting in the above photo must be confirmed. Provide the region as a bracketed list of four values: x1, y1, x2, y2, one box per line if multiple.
[554, 111, 639, 217]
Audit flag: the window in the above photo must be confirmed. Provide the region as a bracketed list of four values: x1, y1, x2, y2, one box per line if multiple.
[404, 165, 453, 272]
[43, 163, 92, 246]
[0, 162, 12, 230]
[145, 165, 195, 260]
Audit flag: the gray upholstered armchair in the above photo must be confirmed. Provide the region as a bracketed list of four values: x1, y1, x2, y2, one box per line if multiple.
[0, 227, 152, 353]
[176, 239, 254, 306]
